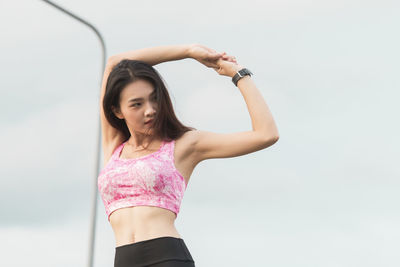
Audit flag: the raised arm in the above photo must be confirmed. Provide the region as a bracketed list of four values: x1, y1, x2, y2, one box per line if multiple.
[189, 53, 280, 163]
[100, 44, 223, 164]
[108, 43, 223, 68]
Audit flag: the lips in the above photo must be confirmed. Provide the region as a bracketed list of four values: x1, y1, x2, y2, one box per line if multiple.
[145, 119, 153, 124]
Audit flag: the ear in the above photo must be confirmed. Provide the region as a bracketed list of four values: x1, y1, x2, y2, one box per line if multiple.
[111, 106, 124, 120]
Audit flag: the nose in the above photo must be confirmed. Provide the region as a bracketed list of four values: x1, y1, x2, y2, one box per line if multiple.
[145, 102, 157, 117]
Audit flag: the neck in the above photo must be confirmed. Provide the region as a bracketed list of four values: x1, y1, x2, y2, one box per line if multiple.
[127, 135, 160, 149]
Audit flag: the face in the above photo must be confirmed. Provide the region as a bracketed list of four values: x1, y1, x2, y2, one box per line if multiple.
[112, 79, 158, 136]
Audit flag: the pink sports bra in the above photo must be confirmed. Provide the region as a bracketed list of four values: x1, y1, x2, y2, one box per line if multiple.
[97, 139, 188, 222]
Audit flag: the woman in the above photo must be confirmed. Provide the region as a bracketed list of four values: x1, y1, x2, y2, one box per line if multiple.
[97, 44, 279, 267]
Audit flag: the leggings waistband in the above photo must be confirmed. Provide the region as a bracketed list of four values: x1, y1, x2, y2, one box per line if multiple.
[116, 236, 183, 249]
[114, 236, 194, 267]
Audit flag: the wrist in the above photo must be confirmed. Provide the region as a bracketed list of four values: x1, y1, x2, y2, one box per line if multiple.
[186, 43, 196, 59]
[230, 64, 244, 78]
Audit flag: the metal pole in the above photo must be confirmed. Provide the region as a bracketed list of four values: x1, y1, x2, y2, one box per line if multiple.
[38, 1, 106, 266]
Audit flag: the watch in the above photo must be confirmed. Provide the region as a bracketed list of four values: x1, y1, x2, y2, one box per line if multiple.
[232, 68, 253, 86]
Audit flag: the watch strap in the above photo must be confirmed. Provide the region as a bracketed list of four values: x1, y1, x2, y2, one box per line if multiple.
[232, 68, 253, 86]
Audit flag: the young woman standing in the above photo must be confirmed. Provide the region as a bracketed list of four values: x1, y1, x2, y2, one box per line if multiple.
[97, 44, 279, 267]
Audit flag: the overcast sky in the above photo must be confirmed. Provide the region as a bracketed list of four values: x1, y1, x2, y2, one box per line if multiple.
[1, 0, 399, 266]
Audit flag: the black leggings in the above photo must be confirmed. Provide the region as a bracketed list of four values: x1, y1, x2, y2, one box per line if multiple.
[114, 236, 195, 267]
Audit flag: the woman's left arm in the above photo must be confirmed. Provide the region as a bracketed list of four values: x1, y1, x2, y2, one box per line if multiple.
[188, 57, 280, 163]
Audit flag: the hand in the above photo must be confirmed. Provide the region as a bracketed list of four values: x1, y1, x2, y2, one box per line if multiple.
[220, 52, 238, 64]
[212, 54, 243, 78]
[188, 44, 223, 68]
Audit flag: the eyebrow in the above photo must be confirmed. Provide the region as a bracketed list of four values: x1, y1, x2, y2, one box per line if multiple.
[128, 92, 156, 103]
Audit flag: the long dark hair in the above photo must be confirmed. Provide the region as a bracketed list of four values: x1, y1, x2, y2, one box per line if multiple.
[103, 59, 196, 142]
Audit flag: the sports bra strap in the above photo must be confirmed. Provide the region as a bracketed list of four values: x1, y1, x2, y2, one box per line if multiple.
[111, 142, 125, 160]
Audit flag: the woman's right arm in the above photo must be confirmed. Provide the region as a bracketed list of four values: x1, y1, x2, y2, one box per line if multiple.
[107, 43, 229, 69]
[100, 61, 124, 164]
[108, 44, 193, 67]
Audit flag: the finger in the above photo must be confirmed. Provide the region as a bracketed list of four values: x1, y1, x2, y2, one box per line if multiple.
[222, 56, 234, 62]
[222, 54, 235, 61]
[205, 59, 219, 67]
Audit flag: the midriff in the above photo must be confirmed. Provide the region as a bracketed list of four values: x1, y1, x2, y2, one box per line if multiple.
[110, 205, 181, 248]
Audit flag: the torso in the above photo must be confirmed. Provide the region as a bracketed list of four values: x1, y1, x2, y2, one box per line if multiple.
[103, 131, 198, 247]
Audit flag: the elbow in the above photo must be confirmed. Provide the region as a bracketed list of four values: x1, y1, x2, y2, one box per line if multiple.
[261, 134, 279, 148]
[106, 55, 121, 68]
[107, 55, 115, 64]
[270, 135, 279, 145]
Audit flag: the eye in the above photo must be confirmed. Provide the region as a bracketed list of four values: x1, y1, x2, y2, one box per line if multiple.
[131, 103, 141, 107]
